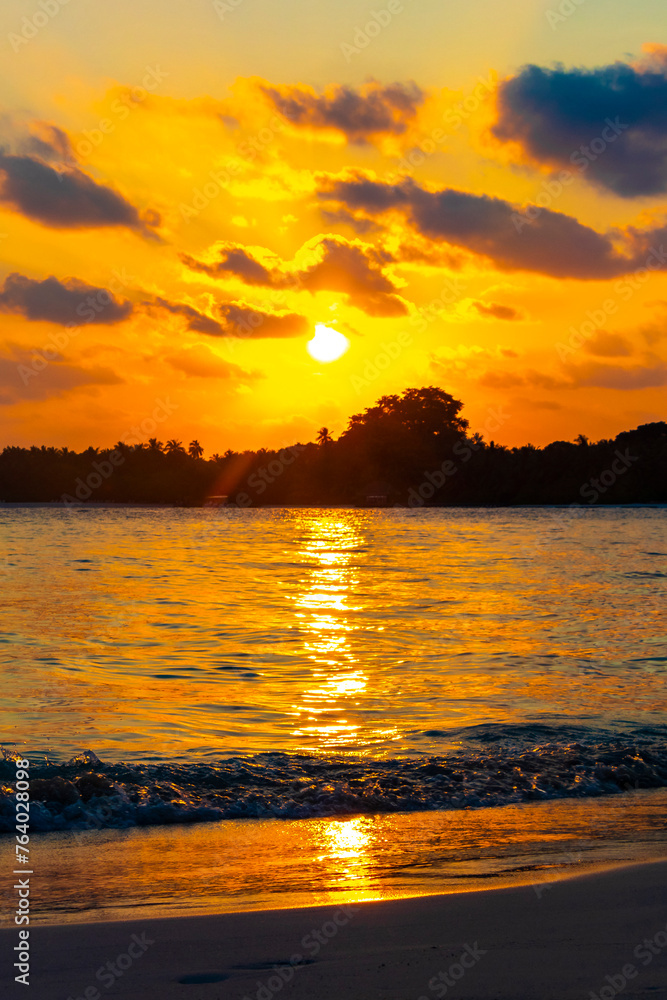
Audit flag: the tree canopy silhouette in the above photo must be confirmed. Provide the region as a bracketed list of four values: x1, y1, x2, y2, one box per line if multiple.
[345, 387, 468, 441]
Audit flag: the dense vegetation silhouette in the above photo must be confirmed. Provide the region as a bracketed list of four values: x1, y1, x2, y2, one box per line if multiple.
[1, 387, 665, 506]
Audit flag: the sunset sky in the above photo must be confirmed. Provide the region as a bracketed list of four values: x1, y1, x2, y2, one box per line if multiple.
[1, 0, 666, 453]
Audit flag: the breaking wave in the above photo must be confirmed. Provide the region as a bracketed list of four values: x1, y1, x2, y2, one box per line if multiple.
[2, 724, 666, 833]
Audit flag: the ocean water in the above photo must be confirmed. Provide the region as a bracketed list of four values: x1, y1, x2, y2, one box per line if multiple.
[1, 505, 666, 919]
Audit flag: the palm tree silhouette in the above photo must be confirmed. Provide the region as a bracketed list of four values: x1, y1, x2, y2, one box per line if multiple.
[188, 440, 204, 459]
[317, 427, 333, 446]
[165, 439, 185, 454]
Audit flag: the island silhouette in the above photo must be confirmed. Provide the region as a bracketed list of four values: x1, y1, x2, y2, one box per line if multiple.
[1, 387, 665, 507]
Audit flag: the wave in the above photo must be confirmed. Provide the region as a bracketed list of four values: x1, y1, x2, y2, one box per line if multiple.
[2, 725, 667, 833]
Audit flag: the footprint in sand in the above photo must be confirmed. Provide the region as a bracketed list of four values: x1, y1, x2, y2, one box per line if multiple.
[177, 957, 316, 983]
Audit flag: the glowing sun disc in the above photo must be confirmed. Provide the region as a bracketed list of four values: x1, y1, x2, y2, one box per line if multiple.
[307, 324, 350, 363]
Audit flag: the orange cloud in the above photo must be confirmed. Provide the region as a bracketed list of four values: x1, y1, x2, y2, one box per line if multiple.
[181, 235, 408, 316]
[0, 347, 122, 405]
[472, 301, 521, 320]
[583, 332, 633, 357]
[166, 345, 261, 381]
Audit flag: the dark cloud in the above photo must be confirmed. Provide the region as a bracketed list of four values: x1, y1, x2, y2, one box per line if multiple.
[392, 240, 467, 269]
[0, 349, 122, 405]
[151, 297, 226, 336]
[480, 358, 667, 393]
[324, 173, 410, 211]
[568, 360, 667, 389]
[0, 151, 158, 234]
[0, 273, 133, 325]
[182, 235, 407, 317]
[319, 207, 382, 235]
[479, 369, 569, 390]
[260, 81, 423, 143]
[641, 322, 667, 347]
[180, 245, 275, 285]
[22, 124, 76, 166]
[583, 332, 633, 357]
[472, 301, 520, 320]
[150, 297, 308, 339]
[521, 370, 571, 390]
[218, 302, 308, 338]
[318, 172, 667, 280]
[479, 370, 527, 389]
[525, 399, 563, 410]
[492, 51, 667, 197]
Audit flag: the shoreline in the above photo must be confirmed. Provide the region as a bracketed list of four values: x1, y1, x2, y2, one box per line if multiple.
[5, 788, 666, 927]
[10, 855, 660, 928]
[3, 859, 666, 998]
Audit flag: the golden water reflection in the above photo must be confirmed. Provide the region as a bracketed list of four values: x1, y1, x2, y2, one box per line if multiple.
[289, 513, 396, 754]
[291, 515, 362, 750]
[316, 817, 374, 896]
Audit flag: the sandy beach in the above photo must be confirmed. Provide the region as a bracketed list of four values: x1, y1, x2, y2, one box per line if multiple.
[4, 859, 666, 999]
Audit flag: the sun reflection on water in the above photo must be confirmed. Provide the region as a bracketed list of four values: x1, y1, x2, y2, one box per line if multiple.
[315, 816, 375, 897]
[289, 513, 393, 754]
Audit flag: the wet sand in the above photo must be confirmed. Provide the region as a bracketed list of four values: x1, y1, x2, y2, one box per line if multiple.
[3, 859, 666, 999]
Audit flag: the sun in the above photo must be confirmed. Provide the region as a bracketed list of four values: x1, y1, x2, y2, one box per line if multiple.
[307, 324, 350, 363]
